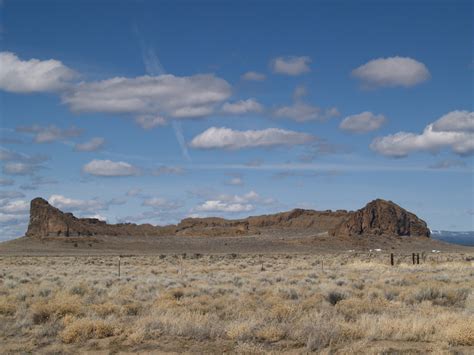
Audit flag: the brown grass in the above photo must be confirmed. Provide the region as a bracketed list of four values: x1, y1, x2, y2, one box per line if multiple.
[0, 252, 472, 353]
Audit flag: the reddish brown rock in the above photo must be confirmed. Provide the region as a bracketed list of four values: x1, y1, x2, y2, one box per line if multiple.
[25, 197, 430, 239]
[25, 198, 173, 238]
[331, 199, 430, 237]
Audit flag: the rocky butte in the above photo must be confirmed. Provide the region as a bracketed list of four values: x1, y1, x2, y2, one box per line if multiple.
[25, 197, 430, 239]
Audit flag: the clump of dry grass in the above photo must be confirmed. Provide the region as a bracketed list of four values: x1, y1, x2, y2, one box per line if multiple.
[0, 253, 472, 353]
[60, 317, 119, 343]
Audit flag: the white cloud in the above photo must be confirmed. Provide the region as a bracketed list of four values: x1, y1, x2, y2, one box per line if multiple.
[271, 56, 311, 76]
[226, 176, 244, 186]
[63, 74, 231, 119]
[274, 102, 339, 122]
[152, 166, 185, 176]
[74, 137, 105, 152]
[48, 194, 105, 212]
[241, 71, 266, 81]
[221, 99, 263, 114]
[142, 197, 181, 210]
[339, 111, 386, 133]
[0, 213, 25, 224]
[0, 52, 76, 93]
[189, 127, 315, 150]
[428, 159, 466, 170]
[0, 178, 14, 186]
[134, 115, 167, 129]
[432, 110, 474, 133]
[194, 190, 273, 213]
[351, 56, 430, 88]
[16, 124, 82, 143]
[0, 199, 29, 214]
[82, 159, 140, 177]
[126, 188, 143, 197]
[293, 85, 307, 100]
[0, 191, 24, 199]
[371, 110, 474, 157]
[195, 200, 254, 213]
[3, 162, 39, 175]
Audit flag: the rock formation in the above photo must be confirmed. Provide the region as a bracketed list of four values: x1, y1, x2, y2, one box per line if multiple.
[330, 199, 430, 237]
[25, 197, 430, 238]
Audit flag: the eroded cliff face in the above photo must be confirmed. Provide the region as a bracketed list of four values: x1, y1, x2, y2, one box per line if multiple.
[330, 199, 430, 237]
[25, 197, 430, 238]
[25, 198, 172, 238]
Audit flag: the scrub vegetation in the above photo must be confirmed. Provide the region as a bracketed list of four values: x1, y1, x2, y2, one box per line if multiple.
[0, 253, 473, 353]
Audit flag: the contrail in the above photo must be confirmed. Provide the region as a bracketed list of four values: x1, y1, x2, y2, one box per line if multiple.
[172, 121, 191, 161]
[133, 25, 191, 161]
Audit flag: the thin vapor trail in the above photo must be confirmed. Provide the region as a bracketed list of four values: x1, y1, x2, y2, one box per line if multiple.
[133, 25, 191, 161]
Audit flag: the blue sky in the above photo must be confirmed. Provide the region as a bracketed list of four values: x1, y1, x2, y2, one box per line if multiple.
[0, 0, 472, 240]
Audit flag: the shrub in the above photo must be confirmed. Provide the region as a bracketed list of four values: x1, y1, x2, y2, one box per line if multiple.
[326, 291, 346, 305]
[256, 324, 285, 342]
[0, 297, 16, 316]
[60, 318, 118, 343]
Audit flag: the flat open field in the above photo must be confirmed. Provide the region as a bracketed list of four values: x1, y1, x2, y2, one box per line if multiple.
[1, 251, 473, 354]
[0, 233, 469, 256]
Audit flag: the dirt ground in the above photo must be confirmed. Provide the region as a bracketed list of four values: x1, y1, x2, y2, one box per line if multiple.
[0, 232, 470, 256]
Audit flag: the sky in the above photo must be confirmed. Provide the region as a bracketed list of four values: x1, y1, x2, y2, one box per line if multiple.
[0, 0, 472, 240]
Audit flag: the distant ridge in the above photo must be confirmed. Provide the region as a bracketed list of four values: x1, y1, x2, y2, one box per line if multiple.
[25, 197, 430, 239]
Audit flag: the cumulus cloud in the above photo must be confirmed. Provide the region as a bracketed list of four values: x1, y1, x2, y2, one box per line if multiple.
[274, 102, 339, 122]
[221, 99, 263, 114]
[134, 115, 167, 129]
[152, 166, 185, 176]
[271, 56, 311, 76]
[432, 110, 474, 133]
[339, 111, 387, 133]
[194, 190, 273, 213]
[195, 200, 254, 213]
[351, 56, 430, 88]
[0, 147, 48, 164]
[16, 124, 82, 143]
[19, 176, 57, 191]
[189, 127, 315, 150]
[1, 148, 48, 176]
[142, 197, 182, 210]
[0, 213, 26, 225]
[62, 74, 231, 119]
[225, 174, 244, 186]
[126, 188, 143, 197]
[428, 159, 467, 170]
[241, 71, 266, 81]
[0, 191, 25, 199]
[74, 137, 105, 152]
[3, 162, 40, 175]
[48, 194, 106, 212]
[371, 110, 474, 157]
[82, 159, 140, 177]
[293, 85, 307, 100]
[0, 52, 76, 93]
[0, 199, 29, 214]
[0, 178, 14, 186]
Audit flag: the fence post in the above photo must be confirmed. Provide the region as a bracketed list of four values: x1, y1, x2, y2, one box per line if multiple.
[416, 253, 420, 265]
[412, 253, 415, 265]
[390, 253, 394, 266]
[118, 257, 121, 277]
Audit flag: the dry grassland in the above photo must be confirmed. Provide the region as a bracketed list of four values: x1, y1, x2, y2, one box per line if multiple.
[0, 252, 473, 354]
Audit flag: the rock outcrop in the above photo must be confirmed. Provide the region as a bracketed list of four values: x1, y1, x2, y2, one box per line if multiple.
[25, 197, 430, 238]
[330, 199, 430, 237]
[25, 198, 173, 238]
